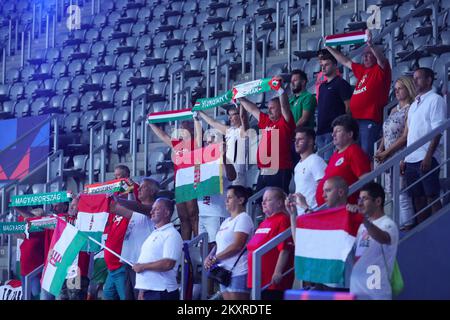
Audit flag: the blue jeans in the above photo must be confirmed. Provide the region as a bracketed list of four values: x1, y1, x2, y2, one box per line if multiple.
[102, 265, 133, 300]
[357, 119, 381, 159]
[316, 133, 333, 162]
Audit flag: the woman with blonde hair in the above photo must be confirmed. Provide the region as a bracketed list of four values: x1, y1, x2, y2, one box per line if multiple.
[375, 75, 416, 230]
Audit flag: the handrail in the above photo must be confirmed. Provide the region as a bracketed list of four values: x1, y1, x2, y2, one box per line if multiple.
[251, 228, 291, 300]
[181, 232, 208, 300]
[241, 18, 255, 75]
[255, 33, 269, 79]
[287, 7, 303, 71]
[206, 42, 221, 98]
[23, 264, 44, 300]
[88, 121, 106, 184]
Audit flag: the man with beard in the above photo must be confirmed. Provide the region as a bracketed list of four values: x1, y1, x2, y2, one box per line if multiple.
[316, 51, 353, 161]
[289, 69, 316, 129]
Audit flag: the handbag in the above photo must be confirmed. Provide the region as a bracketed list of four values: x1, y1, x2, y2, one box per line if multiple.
[207, 249, 247, 287]
[381, 246, 404, 297]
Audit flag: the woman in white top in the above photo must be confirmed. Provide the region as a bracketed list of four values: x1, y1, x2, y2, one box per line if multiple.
[204, 185, 254, 300]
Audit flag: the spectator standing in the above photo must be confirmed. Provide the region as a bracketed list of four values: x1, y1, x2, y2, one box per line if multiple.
[326, 30, 392, 158]
[247, 187, 294, 300]
[315, 49, 342, 102]
[374, 76, 416, 230]
[289, 69, 316, 129]
[149, 121, 199, 240]
[316, 51, 353, 161]
[402, 68, 445, 224]
[133, 198, 183, 300]
[349, 182, 399, 300]
[239, 76, 296, 193]
[204, 185, 254, 300]
[316, 115, 371, 206]
[196, 105, 249, 186]
[292, 127, 326, 214]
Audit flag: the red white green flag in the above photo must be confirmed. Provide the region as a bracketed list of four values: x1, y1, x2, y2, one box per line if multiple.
[175, 143, 223, 203]
[41, 219, 87, 296]
[232, 77, 282, 100]
[295, 206, 364, 285]
[324, 30, 367, 47]
[147, 108, 193, 124]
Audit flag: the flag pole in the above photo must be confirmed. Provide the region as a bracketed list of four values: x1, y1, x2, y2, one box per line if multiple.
[53, 215, 134, 267]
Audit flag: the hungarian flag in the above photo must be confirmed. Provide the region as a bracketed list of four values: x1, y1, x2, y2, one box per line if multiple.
[147, 108, 193, 124]
[76, 194, 110, 252]
[324, 30, 367, 47]
[232, 77, 282, 100]
[175, 143, 223, 203]
[41, 219, 87, 296]
[295, 206, 363, 285]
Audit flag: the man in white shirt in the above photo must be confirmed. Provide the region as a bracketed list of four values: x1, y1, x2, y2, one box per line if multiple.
[133, 198, 183, 300]
[292, 127, 327, 214]
[349, 182, 399, 300]
[401, 67, 446, 225]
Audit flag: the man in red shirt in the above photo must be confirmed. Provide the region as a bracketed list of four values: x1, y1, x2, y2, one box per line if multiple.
[316, 115, 371, 207]
[239, 76, 296, 194]
[247, 187, 294, 300]
[325, 30, 391, 159]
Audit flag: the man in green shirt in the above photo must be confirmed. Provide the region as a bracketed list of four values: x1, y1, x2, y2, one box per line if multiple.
[289, 69, 316, 129]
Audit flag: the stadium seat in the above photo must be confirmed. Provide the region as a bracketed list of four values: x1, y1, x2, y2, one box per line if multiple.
[24, 81, 40, 99]
[5, 68, 20, 84]
[80, 92, 99, 112]
[9, 83, 24, 101]
[0, 100, 16, 119]
[114, 88, 131, 107]
[20, 65, 36, 83]
[113, 107, 131, 128]
[15, 100, 31, 118]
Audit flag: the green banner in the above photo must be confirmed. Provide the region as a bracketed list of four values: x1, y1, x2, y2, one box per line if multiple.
[192, 90, 233, 111]
[232, 77, 282, 100]
[9, 192, 72, 207]
[0, 222, 27, 234]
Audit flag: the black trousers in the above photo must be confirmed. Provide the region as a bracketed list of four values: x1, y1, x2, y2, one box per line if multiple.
[256, 169, 292, 194]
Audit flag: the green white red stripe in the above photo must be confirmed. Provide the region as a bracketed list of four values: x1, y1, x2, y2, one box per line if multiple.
[84, 178, 134, 194]
[193, 90, 233, 111]
[295, 206, 363, 285]
[147, 108, 193, 124]
[75, 194, 110, 252]
[175, 144, 223, 203]
[232, 77, 282, 100]
[41, 219, 87, 296]
[324, 31, 367, 46]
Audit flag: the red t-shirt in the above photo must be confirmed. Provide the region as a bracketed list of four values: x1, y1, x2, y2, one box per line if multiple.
[316, 143, 371, 206]
[350, 62, 391, 123]
[18, 216, 45, 276]
[257, 113, 296, 170]
[171, 139, 195, 173]
[104, 213, 130, 271]
[247, 212, 294, 290]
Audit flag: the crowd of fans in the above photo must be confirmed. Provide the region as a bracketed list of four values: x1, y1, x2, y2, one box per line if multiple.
[14, 32, 447, 300]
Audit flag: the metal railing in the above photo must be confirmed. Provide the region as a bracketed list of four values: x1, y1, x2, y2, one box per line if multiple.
[23, 264, 44, 300]
[130, 97, 147, 177]
[286, 7, 303, 71]
[241, 18, 255, 75]
[181, 232, 208, 300]
[88, 121, 106, 184]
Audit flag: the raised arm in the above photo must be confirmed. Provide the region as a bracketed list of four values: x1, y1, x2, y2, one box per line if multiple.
[275, 76, 293, 123]
[325, 46, 353, 69]
[239, 104, 250, 134]
[198, 111, 228, 135]
[14, 207, 35, 219]
[238, 97, 260, 121]
[113, 196, 153, 215]
[193, 113, 203, 149]
[149, 123, 172, 146]
[366, 30, 388, 69]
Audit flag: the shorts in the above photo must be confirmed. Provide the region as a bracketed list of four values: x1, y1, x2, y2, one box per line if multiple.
[404, 158, 441, 197]
[219, 274, 250, 294]
[199, 216, 226, 243]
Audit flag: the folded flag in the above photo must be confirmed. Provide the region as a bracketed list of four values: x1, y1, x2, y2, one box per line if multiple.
[0, 279, 23, 300]
[295, 206, 363, 285]
[147, 108, 193, 124]
[84, 178, 134, 195]
[232, 77, 282, 100]
[175, 143, 223, 203]
[76, 194, 110, 252]
[324, 30, 367, 47]
[192, 90, 233, 111]
[9, 191, 73, 207]
[41, 219, 87, 297]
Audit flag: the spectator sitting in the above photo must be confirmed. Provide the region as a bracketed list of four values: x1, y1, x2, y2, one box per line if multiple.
[195, 105, 249, 186]
[374, 76, 416, 230]
[204, 185, 254, 300]
[292, 127, 327, 215]
[316, 115, 371, 207]
[316, 50, 353, 161]
[348, 182, 399, 300]
[247, 187, 294, 300]
[401, 67, 445, 225]
[149, 120, 199, 240]
[239, 76, 296, 194]
[133, 198, 183, 300]
[289, 69, 316, 129]
[325, 30, 392, 158]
